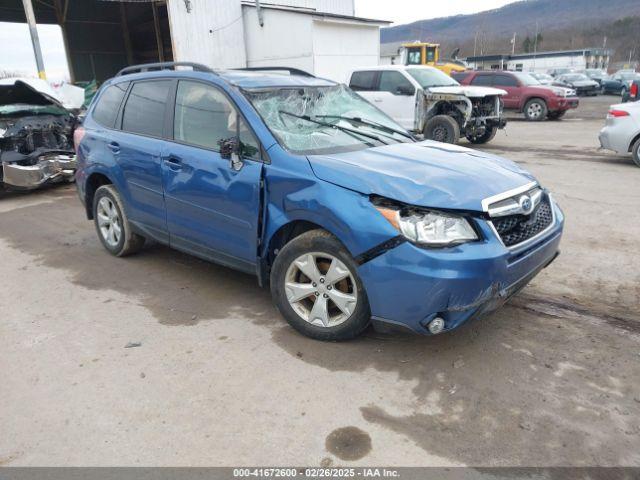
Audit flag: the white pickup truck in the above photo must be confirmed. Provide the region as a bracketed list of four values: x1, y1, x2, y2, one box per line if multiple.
[348, 65, 507, 145]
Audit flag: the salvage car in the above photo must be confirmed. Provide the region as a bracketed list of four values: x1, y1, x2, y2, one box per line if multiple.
[75, 62, 564, 341]
[348, 65, 507, 144]
[455, 70, 578, 121]
[530, 72, 554, 85]
[0, 78, 81, 189]
[554, 73, 600, 96]
[599, 101, 640, 167]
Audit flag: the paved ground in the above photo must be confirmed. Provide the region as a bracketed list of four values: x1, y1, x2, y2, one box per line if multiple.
[1, 95, 639, 467]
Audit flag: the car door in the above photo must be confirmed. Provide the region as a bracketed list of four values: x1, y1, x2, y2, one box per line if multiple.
[492, 74, 521, 109]
[161, 80, 263, 273]
[349, 70, 379, 105]
[368, 71, 416, 130]
[113, 79, 173, 242]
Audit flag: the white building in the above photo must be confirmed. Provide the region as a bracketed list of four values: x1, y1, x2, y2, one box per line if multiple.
[166, 0, 389, 82]
[465, 48, 611, 73]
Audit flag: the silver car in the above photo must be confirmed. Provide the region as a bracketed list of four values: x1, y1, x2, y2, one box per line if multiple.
[599, 101, 640, 167]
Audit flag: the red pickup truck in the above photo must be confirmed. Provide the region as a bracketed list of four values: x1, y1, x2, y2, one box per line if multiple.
[452, 71, 579, 121]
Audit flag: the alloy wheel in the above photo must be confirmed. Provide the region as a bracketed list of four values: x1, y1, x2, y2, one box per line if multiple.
[527, 103, 543, 119]
[284, 252, 358, 328]
[97, 197, 122, 248]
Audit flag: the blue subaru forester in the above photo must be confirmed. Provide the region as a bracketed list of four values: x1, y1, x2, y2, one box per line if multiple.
[75, 62, 564, 341]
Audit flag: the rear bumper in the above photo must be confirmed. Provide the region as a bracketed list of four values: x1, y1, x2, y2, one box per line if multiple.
[358, 199, 564, 335]
[598, 120, 635, 154]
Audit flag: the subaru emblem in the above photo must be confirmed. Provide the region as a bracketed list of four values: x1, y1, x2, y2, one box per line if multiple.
[519, 195, 533, 214]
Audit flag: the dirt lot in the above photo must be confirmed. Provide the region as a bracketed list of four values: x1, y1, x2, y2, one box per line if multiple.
[1, 95, 639, 467]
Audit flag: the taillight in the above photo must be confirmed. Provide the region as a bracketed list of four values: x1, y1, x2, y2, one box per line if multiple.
[608, 109, 630, 117]
[73, 126, 86, 154]
[631, 83, 638, 98]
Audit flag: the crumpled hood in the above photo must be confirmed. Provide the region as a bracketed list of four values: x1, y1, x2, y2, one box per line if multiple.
[0, 78, 84, 110]
[428, 85, 506, 98]
[307, 140, 536, 212]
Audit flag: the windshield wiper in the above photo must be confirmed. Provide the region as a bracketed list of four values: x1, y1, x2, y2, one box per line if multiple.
[315, 115, 414, 141]
[278, 110, 389, 145]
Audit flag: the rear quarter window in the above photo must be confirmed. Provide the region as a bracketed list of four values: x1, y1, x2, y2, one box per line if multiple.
[92, 82, 129, 128]
[121, 80, 172, 138]
[349, 71, 377, 91]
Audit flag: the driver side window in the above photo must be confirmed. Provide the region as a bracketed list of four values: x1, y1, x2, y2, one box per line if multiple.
[174, 81, 260, 160]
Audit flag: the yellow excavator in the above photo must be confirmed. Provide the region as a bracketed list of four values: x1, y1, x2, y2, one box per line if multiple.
[400, 42, 467, 76]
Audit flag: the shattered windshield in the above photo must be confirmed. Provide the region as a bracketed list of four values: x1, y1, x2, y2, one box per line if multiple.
[407, 68, 459, 88]
[245, 84, 412, 155]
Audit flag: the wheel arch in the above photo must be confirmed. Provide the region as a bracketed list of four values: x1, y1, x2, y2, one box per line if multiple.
[84, 171, 115, 219]
[628, 130, 640, 152]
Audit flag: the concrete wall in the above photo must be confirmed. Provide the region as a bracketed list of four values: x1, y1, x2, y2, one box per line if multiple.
[242, 7, 315, 73]
[312, 19, 380, 82]
[166, 0, 246, 69]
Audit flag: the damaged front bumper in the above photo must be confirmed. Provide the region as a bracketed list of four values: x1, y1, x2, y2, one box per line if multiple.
[358, 201, 564, 335]
[2, 151, 77, 189]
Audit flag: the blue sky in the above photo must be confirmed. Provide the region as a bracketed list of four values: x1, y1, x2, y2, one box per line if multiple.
[0, 0, 519, 81]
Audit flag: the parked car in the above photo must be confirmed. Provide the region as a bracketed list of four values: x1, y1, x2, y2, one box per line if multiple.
[553, 73, 600, 96]
[0, 78, 82, 189]
[75, 62, 564, 340]
[599, 101, 640, 167]
[622, 79, 640, 102]
[601, 72, 640, 96]
[348, 65, 506, 144]
[581, 68, 608, 86]
[547, 68, 575, 77]
[530, 72, 554, 85]
[454, 70, 579, 121]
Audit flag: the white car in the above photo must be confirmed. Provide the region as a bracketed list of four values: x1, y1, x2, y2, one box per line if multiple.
[347, 65, 507, 145]
[599, 101, 640, 167]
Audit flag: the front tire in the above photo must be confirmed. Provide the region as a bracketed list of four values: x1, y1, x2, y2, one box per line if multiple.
[423, 115, 460, 144]
[524, 98, 548, 121]
[270, 230, 371, 341]
[465, 125, 498, 144]
[93, 185, 145, 257]
[632, 138, 640, 168]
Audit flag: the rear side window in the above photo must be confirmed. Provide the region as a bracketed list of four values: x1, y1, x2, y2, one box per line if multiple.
[471, 75, 494, 87]
[173, 81, 260, 160]
[349, 71, 377, 91]
[494, 74, 519, 87]
[92, 82, 129, 128]
[121, 80, 172, 137]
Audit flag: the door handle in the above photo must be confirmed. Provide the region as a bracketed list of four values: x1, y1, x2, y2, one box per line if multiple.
[107, 142, 120, 154]
[373, 98, 383, 102]
[164, 155, 183, 170]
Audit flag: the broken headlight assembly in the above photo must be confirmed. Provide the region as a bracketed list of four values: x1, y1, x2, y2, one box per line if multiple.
[374, 200, 478, 247]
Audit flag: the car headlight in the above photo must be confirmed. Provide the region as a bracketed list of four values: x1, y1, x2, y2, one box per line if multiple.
[375, 205, 478, 246]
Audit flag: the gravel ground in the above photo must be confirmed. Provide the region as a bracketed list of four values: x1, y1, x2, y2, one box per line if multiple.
[0, 95, 638, 467]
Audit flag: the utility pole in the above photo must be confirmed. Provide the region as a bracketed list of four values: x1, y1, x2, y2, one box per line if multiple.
[511, 32, 517, 55]
[21, 0, 46, 80]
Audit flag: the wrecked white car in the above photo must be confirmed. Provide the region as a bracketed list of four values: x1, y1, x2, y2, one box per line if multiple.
[348, 65, 506, 145]
[0, 78, 82, 190]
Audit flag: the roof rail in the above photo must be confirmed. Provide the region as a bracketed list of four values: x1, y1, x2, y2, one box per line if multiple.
[116, 62, 216, 77]
[235, 67, 315, 78]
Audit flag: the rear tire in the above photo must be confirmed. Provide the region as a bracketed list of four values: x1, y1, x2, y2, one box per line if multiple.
[465, 125, 498, 144]
[524, 98, 548, 121]
[270, 229, 371, 341]
[423, 115, 460, 144]
[632, 138, 640, 168]
[93, 185, 145, 257]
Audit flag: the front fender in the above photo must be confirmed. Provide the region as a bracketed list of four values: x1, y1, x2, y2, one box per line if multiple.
[262, 146, 398, 259]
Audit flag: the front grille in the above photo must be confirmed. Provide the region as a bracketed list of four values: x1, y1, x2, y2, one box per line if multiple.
[492, 195, 553, 247]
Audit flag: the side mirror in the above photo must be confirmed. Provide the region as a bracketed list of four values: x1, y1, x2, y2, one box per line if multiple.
[396, 85, 415, 96]
[218, 137, 244, 171]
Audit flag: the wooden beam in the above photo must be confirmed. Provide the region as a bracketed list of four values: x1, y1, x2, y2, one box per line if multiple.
[151, 1, 165, 62]
[120, 2, 134, 65]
